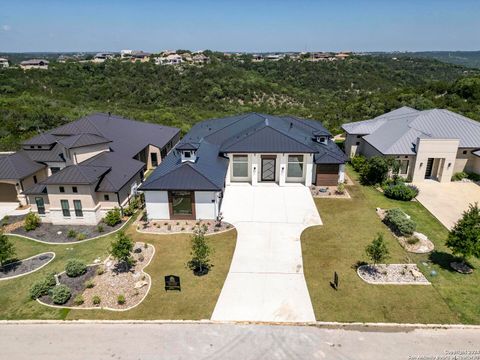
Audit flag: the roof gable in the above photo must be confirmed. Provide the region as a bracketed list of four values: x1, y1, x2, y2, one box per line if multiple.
[0, 152, 45, 180]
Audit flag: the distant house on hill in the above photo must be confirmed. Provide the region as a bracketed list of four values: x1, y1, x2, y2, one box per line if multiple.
[92, 53, 115, 63]
[20, 59, 49, 70]
[0, 57, 9, 68]
[192, 53, 210, 64]
[252, 54, 264, 62]
[155, 54, 183, 66]
[130, 50, 151, 62]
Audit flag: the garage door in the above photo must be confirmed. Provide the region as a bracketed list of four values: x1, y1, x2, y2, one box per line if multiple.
[0, 183, 18, 202]
[315, 165, 339, 186]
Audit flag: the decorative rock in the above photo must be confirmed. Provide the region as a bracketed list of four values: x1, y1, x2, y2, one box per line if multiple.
[93, 258, 101, 264]
[413, 232, 428, 241]
[422, 262, 429, 267]
[430, 270, 437, 276]
[134, 280, 148, 289]
[451, 262, 473, 274]
[57, 231, 62, 235]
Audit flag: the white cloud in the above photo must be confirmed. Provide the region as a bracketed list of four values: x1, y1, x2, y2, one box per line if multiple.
[2, 25, 11, 32]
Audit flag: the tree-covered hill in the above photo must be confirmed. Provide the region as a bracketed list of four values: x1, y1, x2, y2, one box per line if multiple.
[1, 55, 479, 150]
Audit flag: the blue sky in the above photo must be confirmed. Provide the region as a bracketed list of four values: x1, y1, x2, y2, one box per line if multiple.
[0, 0, 479, 52]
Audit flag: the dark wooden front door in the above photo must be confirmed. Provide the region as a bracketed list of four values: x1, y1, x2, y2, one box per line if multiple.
[425, 158, 434, 178]
[261, 156, 276, 182]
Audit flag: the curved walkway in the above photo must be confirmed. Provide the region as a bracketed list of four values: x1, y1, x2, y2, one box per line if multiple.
[211, 184, 321, 322]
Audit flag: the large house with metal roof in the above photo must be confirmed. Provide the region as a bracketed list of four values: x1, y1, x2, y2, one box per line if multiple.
[342, 107, 480, 183]
[141, 113, 347, 220]
[0, 113, 180, 225]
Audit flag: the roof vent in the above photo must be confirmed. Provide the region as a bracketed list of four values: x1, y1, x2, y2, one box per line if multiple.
[265, 118, 269, 126]
[289, 122, 293, 129]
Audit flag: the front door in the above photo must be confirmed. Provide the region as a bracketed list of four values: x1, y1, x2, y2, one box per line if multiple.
[424, 158, 434, 178]
[261, 156, 276, 182]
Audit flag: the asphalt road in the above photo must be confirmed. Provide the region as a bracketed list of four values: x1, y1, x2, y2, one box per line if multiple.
[0, 323, 479, 360]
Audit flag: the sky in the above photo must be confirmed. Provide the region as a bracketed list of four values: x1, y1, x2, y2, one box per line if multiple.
[0, 0, 479, 53]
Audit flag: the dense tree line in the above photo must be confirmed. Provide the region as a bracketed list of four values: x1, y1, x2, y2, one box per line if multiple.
[0, 55, 479, 150]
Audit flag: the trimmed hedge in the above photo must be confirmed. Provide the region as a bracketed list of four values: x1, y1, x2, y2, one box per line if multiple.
[384, 183, 419, 201]
[24, 212, 41, 231]
[103, 207, 122, 227]
[51, 284, 71, 305]
[65, 259, 87, 277]
[383, 208, 416, 236]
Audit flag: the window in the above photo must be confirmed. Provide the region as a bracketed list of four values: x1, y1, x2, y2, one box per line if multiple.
[37, 146, 41, 149]
[287, 155, 304, 178]
[399, 160, 409, 175]
[73, 200, 83, 217]
[232, 155, 248, 178]
[50, 167, 60, 174]
[72, 186, 78, 193]
[60, 200, 70, 217]
[356, 142, 360, 146]
[463, 150, 467, 155]
[104, 194, 110, 201]
[170, 191, 193, 216]
[357, 135, 361, 138]
[184, 151, 191, 158]
[30, 145, 34, 149]
[150, 152, 158, 167]
[35, 197, 45, 215]
[59, 186, 65, 193]
[33, 175, 38, 184]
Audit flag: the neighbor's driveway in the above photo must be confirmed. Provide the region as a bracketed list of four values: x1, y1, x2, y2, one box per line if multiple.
[0, 203, 19, 220]
[211, 184, 321, 322]
[414, 180, 480, 229]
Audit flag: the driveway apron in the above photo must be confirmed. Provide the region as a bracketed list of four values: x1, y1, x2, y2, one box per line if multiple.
[211, 184, 321, 322]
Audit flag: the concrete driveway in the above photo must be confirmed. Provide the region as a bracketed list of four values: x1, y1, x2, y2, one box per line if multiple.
[211, 184, 321, 323]
[414, 180, 480, 229]
[0, 203, 19, 219]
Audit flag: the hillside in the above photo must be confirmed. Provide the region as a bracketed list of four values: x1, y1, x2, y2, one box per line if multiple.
[376, 51, 480, 69]
[1, 55, 479, 150]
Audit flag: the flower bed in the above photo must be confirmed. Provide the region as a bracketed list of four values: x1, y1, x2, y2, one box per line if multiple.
[136, 217, 233, 235]
[0, 252, 55, 280]
[357, 264, 430, 285]
[310, 185, 351, 199]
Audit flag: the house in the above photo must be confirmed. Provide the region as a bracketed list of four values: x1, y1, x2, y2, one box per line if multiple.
[141, 113, 347, 220]
[19, 59, 49, 70]
[120, 49, 133, 58]
[130, 51, 151, 63]
[252, 54, 264, 62]
[155, 54, 183, 65]
[192, 53, 210, 64]
[0, 114, 180, 225]
[92, 53, 115, 63]
[335, 53, 350, 60]
[0, 58, 9, 68]
[342, 107, 480, 182]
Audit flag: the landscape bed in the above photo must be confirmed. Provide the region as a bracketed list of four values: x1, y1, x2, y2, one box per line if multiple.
[357, 264, 430, 285]
[0, 252, 55, 280]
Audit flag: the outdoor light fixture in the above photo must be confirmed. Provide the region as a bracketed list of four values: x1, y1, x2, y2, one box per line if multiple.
[419, 162, 423, 168]
[448, 163, 452, 168]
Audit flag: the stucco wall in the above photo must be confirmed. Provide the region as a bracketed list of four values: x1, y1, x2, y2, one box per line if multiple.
[70, 143, 110, 165]
[145, 191, 169, 220]
[361, 141, 383, 158]
[195, 191, 220, 220]
[344, 133, 365, 159]
[453, 148, 478, 174]
[473, 156, 480, 175]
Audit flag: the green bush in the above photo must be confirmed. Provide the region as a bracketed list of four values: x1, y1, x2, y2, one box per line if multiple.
[384, 208, 416, 236]
[359, 157, 390, 185]
[73, 294, 84, 305]
[467, 172, 480, 182]
[92, 295, 101, 305]
[24, 212, 41, 231]
[96, 224, 104, 233]
[51, 284, 71, 305]
[452, 172, 468, 181]
[103, 207, 122, 227]
[44, 272, 57, 287]
[117, 294, 126, 305]
[96, 266, 105, 275]
[336, 182, 345, 194]
[76, 233, 86, 241]
[67, 229, 77, 238]
[29, 280, 50, 299]
[350, 155, 367, 172]
[384, 183, 419, 201]
[65, 259, 87, 277]
[84, 280, 95, 289]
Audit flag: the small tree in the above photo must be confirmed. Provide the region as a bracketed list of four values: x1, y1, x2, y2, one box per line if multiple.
[365, 234, 390, 265]
[24, 212, 41, 231]
[110, 231, 134, 270]
[360, 157, 390, 185]
[187, 225, 211, 275]
[446, 203, 480, 266]
[0, 233, 15, 267]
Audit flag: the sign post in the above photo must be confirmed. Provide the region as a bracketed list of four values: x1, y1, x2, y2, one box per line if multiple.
[164, 275, 181, 291]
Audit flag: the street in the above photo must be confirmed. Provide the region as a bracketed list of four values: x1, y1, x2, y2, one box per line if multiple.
[0, 322, 479, 360]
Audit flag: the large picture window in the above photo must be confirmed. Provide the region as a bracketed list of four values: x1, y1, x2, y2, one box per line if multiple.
[60, 200, 70, 217]
[35, 197, 45, 215]
[232, 155, 248, 178]
[399, 160, 409, 175]
[170, 191, 194, 217]
[287, 155, 304, 178]
[73, 200, 83, 217]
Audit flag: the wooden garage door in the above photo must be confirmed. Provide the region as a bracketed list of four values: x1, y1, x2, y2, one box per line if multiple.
[0, 183, 18, 202]
[316, 165, 339, 186]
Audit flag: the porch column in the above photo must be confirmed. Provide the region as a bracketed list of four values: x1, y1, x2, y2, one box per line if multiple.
[251, 154, 258, 186]
[279, 154, 287, 186]
[305, 154, 313, 186]
[338, 164, 346, 183]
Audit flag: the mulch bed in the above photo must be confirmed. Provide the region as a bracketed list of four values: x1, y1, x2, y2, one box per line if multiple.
[136, 216, 233, 235]
[12, 220, 125, 243]
[0, 253, 54, 279]
[310, 185, 351, 199]
[39, 266, 98, 307]
[357, 264, 430, 285]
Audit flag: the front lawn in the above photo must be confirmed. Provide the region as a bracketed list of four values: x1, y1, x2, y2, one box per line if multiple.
[0, 217, 236, 320]
[302, 165, 480, 324]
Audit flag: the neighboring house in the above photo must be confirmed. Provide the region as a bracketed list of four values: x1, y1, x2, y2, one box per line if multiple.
[92, 53, 115, 63]
[0, 113, 180, 225]
[0, 58, 9, 68]
[155, 54, 183, 65]
[120, 49, 133, 58]
[192, 53, 210, 64]
[20, 59, 49, 70]
[141, 113, 347, 220]
[343, 106, 480, 182]
[252, 54, 264, 62]
[130, 51, 151, 62]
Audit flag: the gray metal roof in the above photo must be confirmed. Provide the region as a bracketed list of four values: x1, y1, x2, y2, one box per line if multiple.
[474, 150, 480, 157]
[22, 183, 47, 195]
[344, 107, 480, 155]
[0, 152, 45, 180]
[22, 133, 57, 146]
[23, 143, 65, 163]
[57, 133, 111, 149]
[42, 165, 111, 185]
[141, 141, 228, 191]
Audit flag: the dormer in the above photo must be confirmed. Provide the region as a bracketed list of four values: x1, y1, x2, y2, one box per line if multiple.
[177, 142, 200, 163]
[313, 129, 331, 145]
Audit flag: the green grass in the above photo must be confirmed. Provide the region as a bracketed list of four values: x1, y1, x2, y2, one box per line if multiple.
[302, 165, 480, 324]
[0, 219, 236, 320]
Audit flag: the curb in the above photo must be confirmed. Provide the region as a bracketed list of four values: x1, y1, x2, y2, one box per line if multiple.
[0, 252, 56, 281]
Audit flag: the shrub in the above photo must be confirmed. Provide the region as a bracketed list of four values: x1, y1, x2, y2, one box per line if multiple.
[103, 207, 122, 227]
[336, 182, 345, 194]
[384, 208, 416, 236]
[110, 231, 134, 270]
[122, 204, 135, 217]
[359, 157, 390, 185]
[73, 295, 84, 305]
[96, 224, 104, 233]
[407, 237, 419, 245]
[44, 272, 57, 287]
[29, 280, 50, 299]
[92, 295, 101, 305]
[0, 233, 15, 267]
[24, 212, 41, 231]
[350, 155, 367, 172]
[96, 266, 105, 275]
[84, 280, 95, 289]
[452, 172, 468, 181]
[51, 284, 71, 305]
[76, 233, 86, 241]
[384, 183, 419, 201]
[446, 203, 480, 263]
[117, 294, 126, 305]
[65, 259, 87, 277]
[365, 234, 389, 265]
[467, 172, 480, 182]
[67, 229, 77, 238]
